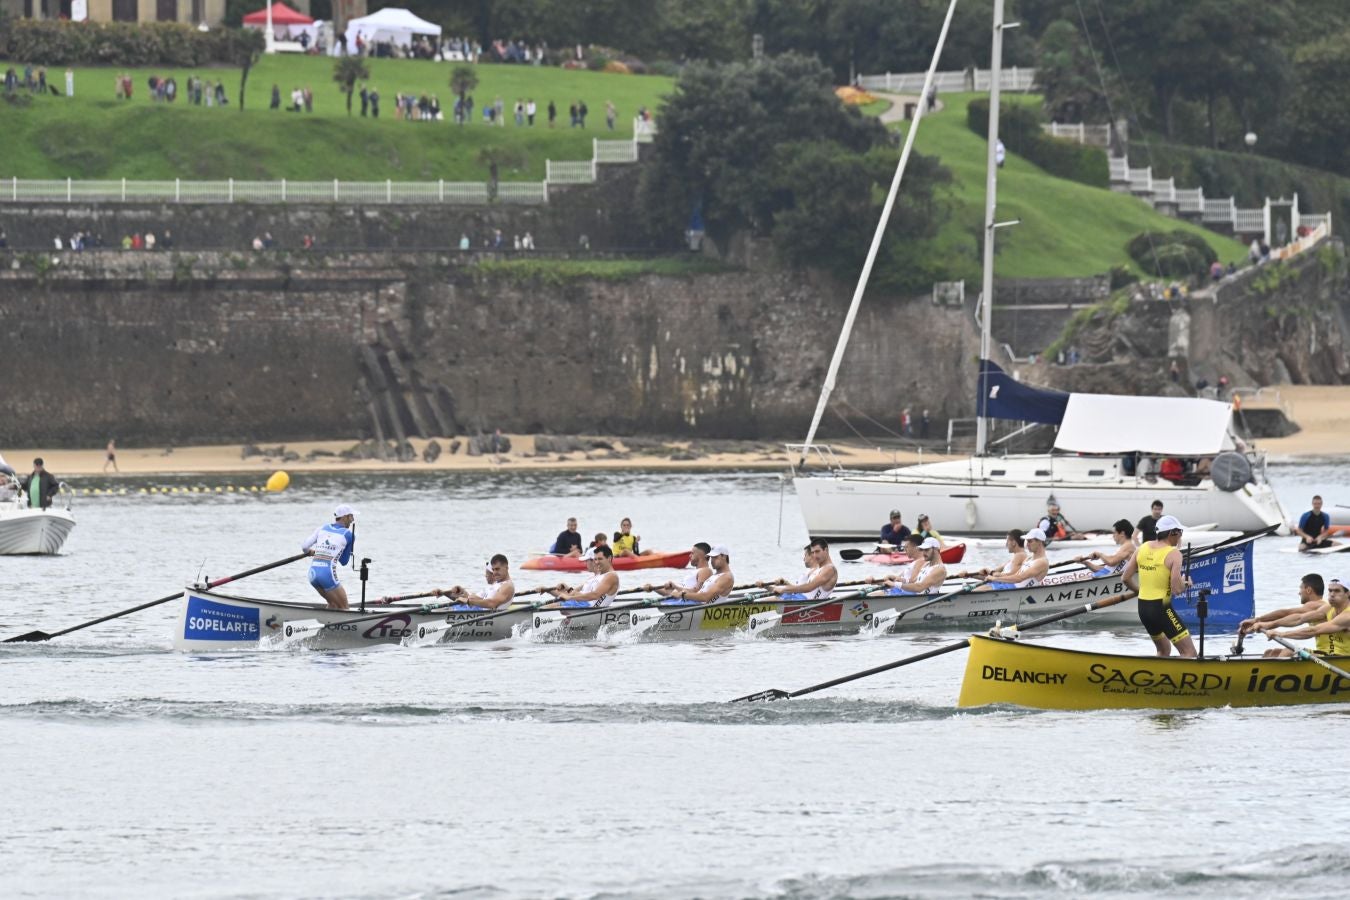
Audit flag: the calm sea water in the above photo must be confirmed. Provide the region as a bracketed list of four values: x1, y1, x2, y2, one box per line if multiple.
[3, 463, 1348, 899]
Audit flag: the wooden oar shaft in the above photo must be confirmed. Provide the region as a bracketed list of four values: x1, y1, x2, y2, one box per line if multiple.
[3, 552, 308, 643]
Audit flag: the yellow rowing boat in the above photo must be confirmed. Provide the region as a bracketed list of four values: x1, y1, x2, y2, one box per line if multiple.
[957, 635, 1350, 710]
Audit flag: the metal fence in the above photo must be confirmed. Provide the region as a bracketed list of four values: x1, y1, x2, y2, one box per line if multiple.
[857, 66, 1037, 94]
[1041, 122, 1112, 146]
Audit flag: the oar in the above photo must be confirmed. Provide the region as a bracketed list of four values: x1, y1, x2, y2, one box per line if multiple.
[732, 590, 1138, 703]
[627, 588, 783, 632]
[1267, 634, 1350, 681]
[747, 584, 886, 633]
[3, 552, 309, 643]
[282, 585, 555, 645]
[859, 580, 982, 636]
[405, 592, 557, 647]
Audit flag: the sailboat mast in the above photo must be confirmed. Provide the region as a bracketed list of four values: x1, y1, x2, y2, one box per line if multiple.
[975, 0, 1007, 458]
[796, 0, 963, 469]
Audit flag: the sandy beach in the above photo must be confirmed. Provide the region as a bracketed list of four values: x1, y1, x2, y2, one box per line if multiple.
[4, 384, 1344, 479]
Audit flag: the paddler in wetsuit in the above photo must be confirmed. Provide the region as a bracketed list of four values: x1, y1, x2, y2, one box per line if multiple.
[1120, 515, 1197, 658]
[1295, 495, 1335, 551]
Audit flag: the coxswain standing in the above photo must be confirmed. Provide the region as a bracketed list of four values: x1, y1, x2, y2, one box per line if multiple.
[302, 504, 357, 610]
[1120, 515, 1197, 658]
[771, 539, 838, 599]
[550, 545, 619, 607]
[437, 553, 516, 610]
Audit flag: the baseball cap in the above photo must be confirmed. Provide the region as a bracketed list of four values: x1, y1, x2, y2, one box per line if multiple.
[1024, 528, 1047, 542]
[889, 509, 902, 518]
[920, 537, 941, 550]
[710, 545, 731, 558]
[334, 504, 357, 519]
[1155, 515, 1185, 533]
[580, 547, 597, 561]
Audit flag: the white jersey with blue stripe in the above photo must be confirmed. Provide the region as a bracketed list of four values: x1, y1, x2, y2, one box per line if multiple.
[302, 523, 354, 565]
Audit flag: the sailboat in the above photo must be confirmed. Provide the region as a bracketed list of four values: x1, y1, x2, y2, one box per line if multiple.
[790, 0, 1288, 540]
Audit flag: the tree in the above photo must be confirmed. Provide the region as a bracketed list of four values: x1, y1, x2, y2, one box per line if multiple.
[1284, 31, 1350, 176]
[333, 56, 371, 116]
[1035, 19, 1112, 124]
[227, 28, 266, 113]
[450, 65, 479, 120]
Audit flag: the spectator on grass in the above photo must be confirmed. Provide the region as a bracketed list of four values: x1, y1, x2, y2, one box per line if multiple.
[271, 84, 281, 110]
[65, 68, 74, 98]
[527, 98, 536, 126]
[161, 229, 174, 250]
[459, 234, 471, 250]
[605, 100, 616, 131]
[360, 83, 369, 116]
[548, 100, 557, 128]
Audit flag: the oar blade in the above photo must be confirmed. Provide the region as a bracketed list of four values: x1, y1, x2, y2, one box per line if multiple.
[3, 630, 54, 643]
[404, 621, 446, 648]
[732, 687, 791, 703]
[747, 610, 783, 633]
[862, 607, 900, 636]
[279, 619, 325, 646]
[527, 611, 568, 641]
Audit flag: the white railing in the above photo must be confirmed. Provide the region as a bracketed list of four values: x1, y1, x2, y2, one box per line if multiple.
[1041, 122, 1111, 146]
[633, 117, 658, 143]
[1202, 197, 1236, 224]
[1301, 213, 1331, 231]
[593, 138, 638, 163]
[1152, 177, 1176, 202]
[1109, 157, 1129, 181]
[1175, 188, 1204, 214]
[1127, 166, 1153, 193]
[1233, 208, 1265, 233]
[545, 159, 597, 184]
[857, 66, 1037, 94]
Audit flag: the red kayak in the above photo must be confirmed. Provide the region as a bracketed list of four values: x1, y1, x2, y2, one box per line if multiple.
[520, 550, 693, 572]
[864, 543, 967, 566]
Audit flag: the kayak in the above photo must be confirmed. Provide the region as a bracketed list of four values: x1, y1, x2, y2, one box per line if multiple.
[520, 550, 693, 572]
[864, 543, 967, 566]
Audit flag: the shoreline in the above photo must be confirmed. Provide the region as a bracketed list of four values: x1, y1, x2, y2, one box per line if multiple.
[5, 385, 1346, 478]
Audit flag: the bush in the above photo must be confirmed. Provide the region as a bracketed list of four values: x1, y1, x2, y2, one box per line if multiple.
[1126, 230, 1217, 279]
[967, 98, 1109, 189]
[2, 20, 254, 67]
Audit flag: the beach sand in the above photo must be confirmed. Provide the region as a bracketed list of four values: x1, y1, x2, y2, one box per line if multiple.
[5, 384, 1344, 479]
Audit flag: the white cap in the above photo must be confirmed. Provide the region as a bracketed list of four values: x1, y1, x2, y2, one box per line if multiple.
[580, 546, 597, 561]
[920, 537, 941, 550]
[334, 504, 357, 519]
[1024, 528, 1047, 543]
[1155, 515, 1185, 533]
[710, 545, 731, 558]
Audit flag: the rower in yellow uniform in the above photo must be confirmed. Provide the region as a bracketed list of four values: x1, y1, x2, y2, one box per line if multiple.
[1120, 514, 1197, 658]
[1260, 577, 1350, 657]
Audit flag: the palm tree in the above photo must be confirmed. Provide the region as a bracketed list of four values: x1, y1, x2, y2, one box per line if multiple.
[333, 57, 371, 116]
[450, 65, 479, 123]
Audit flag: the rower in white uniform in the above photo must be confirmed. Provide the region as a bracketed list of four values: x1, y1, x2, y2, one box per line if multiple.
[772, 538, 838, 599]
[976, 528, 1049, 590]
[549, 545, 620, 607]
[670, 545, 735, 603]
[1077, 519, 1135, 576]
[957, 529, 1026, 580]
[436, 553, 516, 610]
[650, 542, 712, 598]
[871, 537, 947, 594]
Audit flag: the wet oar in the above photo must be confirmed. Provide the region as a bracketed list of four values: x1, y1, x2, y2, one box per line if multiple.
[747, 585, 885, 633]
[859, 580, 982, 636]
[732, 591, 1138, 703]
[3, 552, 308, 643]
[1268, 634, 1350, 681]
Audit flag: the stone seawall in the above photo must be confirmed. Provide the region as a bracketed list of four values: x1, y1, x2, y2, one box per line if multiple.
[0, 250, 981, 446]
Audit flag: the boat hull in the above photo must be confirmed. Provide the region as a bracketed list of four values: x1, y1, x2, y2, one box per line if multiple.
[0, 508, 76, 555]
[958, 635, 1350, 710]
[520, 550, 692, 572]
[795, 456, 1287, 539]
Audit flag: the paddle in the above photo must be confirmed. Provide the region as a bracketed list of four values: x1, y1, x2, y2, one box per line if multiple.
[732, 590, 1138, 703]
[283, 585, 555, 644]
[3, 552, 309, 644]
[747, 584, 886, 633]
[1268, 634, 1350, 681]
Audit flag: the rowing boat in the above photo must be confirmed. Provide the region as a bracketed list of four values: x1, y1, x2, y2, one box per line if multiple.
[519, 549, 692, 571]
[864, 543, 967, 566]
[957, 635, 1350, 710]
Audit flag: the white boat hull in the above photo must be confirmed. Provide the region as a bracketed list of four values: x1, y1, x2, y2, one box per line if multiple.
[0, 508, 76, 555]
[796, 454, 1286, 539]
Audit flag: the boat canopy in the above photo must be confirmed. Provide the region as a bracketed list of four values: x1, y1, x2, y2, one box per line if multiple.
[977, 360, 1069, 425]
[1053, 394, 1236, 456]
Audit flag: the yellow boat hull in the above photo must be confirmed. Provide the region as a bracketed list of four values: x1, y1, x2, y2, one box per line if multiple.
[957, 635, 1350, 710]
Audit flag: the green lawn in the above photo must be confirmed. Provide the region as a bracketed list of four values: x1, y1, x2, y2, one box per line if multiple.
[3, 55, 672, 181]
[898, 93, 1249, 279]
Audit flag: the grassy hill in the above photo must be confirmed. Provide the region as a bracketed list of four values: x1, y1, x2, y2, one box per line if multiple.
[897, 94, 1248, 280]
[2, 55, 672, 182]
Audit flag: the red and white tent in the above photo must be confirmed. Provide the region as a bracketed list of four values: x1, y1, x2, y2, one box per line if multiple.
[241, 3, 314, 26]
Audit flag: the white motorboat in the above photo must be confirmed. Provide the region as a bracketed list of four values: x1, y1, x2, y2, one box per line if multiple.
[0, 475, 76, 555]
[789, 0, 1289, 540]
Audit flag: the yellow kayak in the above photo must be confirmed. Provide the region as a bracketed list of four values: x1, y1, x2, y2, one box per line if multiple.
[957, 635, 1350, 710]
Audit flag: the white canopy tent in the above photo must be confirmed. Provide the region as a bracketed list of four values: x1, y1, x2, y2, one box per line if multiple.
[344, 7, 441, 50]
[1052, 395, 1237, 456]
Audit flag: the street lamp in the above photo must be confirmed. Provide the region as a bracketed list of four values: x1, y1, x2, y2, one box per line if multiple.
[1244, 132, 1258, 151]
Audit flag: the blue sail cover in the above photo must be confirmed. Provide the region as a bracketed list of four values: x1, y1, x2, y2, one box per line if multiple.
[976, 360, 1070, 424]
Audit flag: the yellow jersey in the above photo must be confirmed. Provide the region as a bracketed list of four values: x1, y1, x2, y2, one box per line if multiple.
[1135, 542, 1177, 601]
[1316, 604, 1350, 656]
[613, 534, 638, 556]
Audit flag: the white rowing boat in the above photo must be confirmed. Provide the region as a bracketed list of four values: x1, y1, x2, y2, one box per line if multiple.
[0, 477, 76, 555]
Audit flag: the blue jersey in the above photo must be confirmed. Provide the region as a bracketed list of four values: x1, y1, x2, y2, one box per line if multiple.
[302, 522, 355, 566]
[881, 523, 911, 545]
